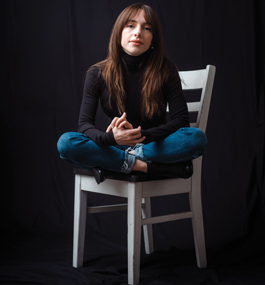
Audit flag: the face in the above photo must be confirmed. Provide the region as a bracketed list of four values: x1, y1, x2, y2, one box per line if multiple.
[121, 9, 153, 56]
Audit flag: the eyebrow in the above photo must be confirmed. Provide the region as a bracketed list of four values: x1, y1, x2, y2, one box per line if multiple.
[128, 19, 151, 25]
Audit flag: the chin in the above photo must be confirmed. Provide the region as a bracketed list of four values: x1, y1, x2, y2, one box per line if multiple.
[130, 50, 146, 56]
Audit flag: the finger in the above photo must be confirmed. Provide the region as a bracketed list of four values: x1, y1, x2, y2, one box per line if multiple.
[118, 121, 133, 129]
[127, 132, 145, 143]
[109, 117, 119, 130]
[127, 126, 141, 134]
[115, 112, 126, 127]
[135, 136, 146, 143]
[116, 113, 126, 125]
[126, 127, 142, 137]
[117, 121, 127, 128]
[125, 121, 133, 129]
[106, 123, 114, 132]
[127, 136, 146, 146]
[107, 117, 119, 132]
[112, 117, 119, 126]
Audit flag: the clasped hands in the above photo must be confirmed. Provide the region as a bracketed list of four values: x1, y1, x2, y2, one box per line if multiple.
[106, 112, 146, 146]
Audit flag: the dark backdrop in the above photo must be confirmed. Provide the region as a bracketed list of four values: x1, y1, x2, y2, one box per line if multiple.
[1, 0, 265, 284]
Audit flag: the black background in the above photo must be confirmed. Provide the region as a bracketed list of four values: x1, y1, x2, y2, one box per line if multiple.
[1, 0, 265, 284]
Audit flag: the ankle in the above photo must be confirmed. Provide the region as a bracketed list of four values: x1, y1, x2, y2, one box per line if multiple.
[132, 159, 147, 173]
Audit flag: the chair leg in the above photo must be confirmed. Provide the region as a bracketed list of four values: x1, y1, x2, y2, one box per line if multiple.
[73, 175, 88, 268]
[142, 197, 154, 254]
[189, 159, 207, 267]
[127, 183, 143, 285]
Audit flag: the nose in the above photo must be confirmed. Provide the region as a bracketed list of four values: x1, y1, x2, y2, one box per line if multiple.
[134, 25, 141, 37]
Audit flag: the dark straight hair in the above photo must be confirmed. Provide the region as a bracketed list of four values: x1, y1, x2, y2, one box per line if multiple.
[95, 3, 177, 119]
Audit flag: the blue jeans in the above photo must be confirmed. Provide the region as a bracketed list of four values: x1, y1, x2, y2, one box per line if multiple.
[57, 128, 207, 174]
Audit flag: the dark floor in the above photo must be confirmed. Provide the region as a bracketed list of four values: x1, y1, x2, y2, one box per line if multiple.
[0, 230, 265, 285]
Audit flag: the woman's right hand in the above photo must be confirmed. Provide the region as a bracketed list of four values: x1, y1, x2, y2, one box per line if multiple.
[112, 126, 146, 146]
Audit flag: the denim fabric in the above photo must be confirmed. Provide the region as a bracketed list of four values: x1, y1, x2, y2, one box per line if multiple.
[57, 128, 207, 173]
[57, 132, 135, 173]
[134, 127, 207, 163]
[121, 149, 136, 174]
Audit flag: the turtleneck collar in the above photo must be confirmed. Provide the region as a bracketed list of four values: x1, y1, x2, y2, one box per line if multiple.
[121, 49, 151, 71]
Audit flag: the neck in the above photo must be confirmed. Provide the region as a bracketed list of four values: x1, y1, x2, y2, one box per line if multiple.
[121, 49, 150, 71]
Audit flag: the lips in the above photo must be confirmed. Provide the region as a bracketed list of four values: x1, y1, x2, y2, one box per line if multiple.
[130, 40, 143, 45]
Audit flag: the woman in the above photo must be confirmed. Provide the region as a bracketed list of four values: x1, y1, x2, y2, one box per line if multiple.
[57, 3, 207, 183]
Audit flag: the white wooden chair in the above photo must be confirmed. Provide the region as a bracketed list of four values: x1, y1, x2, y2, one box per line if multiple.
[72, 65, 216, 285]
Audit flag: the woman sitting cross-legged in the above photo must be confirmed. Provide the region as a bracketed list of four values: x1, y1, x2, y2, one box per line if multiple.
[57, 3, 207, 183]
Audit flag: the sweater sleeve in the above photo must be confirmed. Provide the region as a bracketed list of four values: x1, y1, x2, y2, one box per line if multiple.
[141, 71, 190, 144]
[77, 67, 117, 146]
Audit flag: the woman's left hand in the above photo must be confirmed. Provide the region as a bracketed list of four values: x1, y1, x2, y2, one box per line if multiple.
[106, 112, 133, 132]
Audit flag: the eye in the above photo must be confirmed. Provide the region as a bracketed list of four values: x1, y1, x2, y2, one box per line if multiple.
[143, 26, 151, 31]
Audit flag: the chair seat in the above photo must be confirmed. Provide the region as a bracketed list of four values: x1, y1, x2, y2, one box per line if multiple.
[73, 168, 181, 183]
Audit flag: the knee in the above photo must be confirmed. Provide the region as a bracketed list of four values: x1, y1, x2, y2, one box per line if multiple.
[179, 127, 207, 152]
[190, 128, 208, 152]
[57, 132, 77, 159]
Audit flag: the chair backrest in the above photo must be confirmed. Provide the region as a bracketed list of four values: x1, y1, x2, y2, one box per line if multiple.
[169, 65, 216, 133]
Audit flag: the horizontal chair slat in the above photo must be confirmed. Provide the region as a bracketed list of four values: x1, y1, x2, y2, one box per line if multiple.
[180, 69, 206, 89]
[141, 211, 193, 225]
[167, 102, 200, 113]
[87, 204, 130, 213]
[187, 102, 201, 112]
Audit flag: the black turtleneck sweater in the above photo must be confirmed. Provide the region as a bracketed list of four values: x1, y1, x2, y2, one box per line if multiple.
[77, 51, 189, 146]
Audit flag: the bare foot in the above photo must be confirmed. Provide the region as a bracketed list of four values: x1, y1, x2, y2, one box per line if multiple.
[132, 159, 147, 173]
